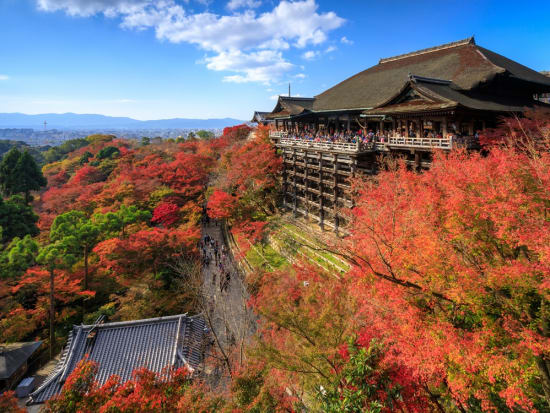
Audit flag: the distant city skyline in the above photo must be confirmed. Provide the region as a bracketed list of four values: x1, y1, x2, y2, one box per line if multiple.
[1, 0, 549, 120]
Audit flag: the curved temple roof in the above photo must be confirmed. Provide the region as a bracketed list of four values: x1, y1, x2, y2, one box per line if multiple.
[312, 37, 550, 112]
[28, 314, 209, 405]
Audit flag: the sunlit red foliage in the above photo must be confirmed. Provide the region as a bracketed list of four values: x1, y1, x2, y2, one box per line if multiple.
[44, 359, 225, 413]
[222, 124, 252, 142]
[3, 268, 93, 343]
[207, 189, 237, 220]
[151, 201, 180, 227]
[343, 134, 550, 410]
[93, 227, 199, 280]
[0, 391, 25, 413]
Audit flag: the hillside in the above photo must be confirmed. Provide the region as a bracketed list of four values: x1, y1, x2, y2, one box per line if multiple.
[0, 112, 246, 130]
[0, 119, 550, 412]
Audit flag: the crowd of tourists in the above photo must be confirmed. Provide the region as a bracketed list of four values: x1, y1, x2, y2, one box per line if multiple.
[281, 128, 465, 144]
[199, 215, 233, 293]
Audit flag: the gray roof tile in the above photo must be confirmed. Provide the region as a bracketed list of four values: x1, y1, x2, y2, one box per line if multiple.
[28, 314, 208, 405]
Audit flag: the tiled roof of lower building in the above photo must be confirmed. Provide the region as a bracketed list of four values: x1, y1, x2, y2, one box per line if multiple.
[28, 314, 209, 405]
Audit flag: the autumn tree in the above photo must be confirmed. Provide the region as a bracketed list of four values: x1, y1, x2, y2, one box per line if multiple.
[44, 360, 225, 413]
[341, 126, 550, 410]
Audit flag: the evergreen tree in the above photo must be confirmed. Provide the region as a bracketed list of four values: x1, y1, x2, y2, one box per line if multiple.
[15, 150, 47, 203]
[0, 148, 47, 202]
[0, 147, 22, 197]
[0, 195, 39, 243]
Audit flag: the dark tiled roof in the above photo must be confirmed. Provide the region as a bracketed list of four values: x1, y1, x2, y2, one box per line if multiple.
[0, 341, 42, 379]
[266, 96, 315, 119]
[28, 314, 208, 405]
[250, 111, 271, 122]
[365, 75, 550, 115]
[313, 37, 550, 111]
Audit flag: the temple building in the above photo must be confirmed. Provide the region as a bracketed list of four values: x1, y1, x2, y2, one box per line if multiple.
[28, 314, 209, 405]
[250, 111, 273, 126]
[255, 37, 550, 232]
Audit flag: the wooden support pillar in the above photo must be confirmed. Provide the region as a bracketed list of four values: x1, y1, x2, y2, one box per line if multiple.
[318, 153, 324, 230]
[304, 151, 309, 220]
[414, 151, 421, 171]
[333, 154, 339, 234]
[292, 148, 297, 216]
[405, 119, 409, 137]
[282, 154, 287, 208]
[379, 120, 384, 135]
[346, 117, 351, 132]
[442, 118, 448, 137]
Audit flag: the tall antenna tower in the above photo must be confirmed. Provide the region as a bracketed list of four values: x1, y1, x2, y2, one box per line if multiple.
[288, 83, 291, 97]
[43, 120, 47, 130]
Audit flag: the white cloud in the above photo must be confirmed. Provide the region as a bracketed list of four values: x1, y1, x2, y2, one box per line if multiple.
[0, 75, 9, 81]
[36, 0, 149, 17]
[36, 0, 344, 84]
[227, 0, 261, 11]
[205, 49, 293, 84]
[302, 50, 319, 60]
[325, 45, 336, 53]
[294, 73, 306, 79]
[340, 36, 353, 45]
[269, 94, 279, 100]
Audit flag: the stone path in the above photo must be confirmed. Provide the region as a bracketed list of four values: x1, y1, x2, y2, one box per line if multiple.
[200, 220, 255, 371]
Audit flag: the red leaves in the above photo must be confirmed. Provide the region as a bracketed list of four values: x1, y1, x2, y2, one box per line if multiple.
[345, 126, 550, 410]
[0, 391, 25, 413]
[207, 190, 236, 220]
[222, 124, 252, 142]
[151, 202, 180, 227]
[45, 359, 222, 413]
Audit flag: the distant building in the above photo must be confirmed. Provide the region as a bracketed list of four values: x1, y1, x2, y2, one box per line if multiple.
[28, 314, 209, 405]
[0, 341, 42, 392]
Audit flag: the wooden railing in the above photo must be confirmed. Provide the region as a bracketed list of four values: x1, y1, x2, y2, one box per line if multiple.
[386, 136, 453, 149]
[274, 133, 477, 151]
[278, 138, 372, 153]
[269, 131, 288, 139]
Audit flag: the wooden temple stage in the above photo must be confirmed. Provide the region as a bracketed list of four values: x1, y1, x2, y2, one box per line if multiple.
[252, 37, 550, 232]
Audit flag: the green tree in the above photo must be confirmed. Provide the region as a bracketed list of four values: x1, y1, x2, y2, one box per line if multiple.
[50, 211, 100, 290]
[1, 235, 39, 279]
[16, 150, 47, 203]
[140, 136, 150, 146]
[36, 242, 67, 358]
[0, 148, 47, 202]
[93, 205, 151, 238]
[0, 195, 39, 243]
[96, 146, 120, 160]
[78, 151, 93, 165]
[0, 147, 22, 197]
[196, 130, 214, 139]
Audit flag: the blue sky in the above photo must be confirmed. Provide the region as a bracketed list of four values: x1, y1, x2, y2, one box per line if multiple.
[1, 0, 549, 120]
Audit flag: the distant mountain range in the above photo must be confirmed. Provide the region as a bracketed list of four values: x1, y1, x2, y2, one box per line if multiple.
[0, 113, 247, 130]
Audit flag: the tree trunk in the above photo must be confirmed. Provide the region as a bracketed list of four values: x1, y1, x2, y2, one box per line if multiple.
[537, 356, 550, 407]
[84, 245, 88, 291]
[49, 267, 55, 359]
